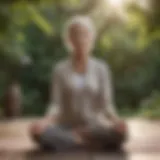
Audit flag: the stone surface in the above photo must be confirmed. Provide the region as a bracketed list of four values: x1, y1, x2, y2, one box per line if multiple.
[0, 118, 160, 160]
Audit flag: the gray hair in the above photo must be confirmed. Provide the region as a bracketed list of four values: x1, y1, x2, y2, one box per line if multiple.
[62, 15, 96, 52]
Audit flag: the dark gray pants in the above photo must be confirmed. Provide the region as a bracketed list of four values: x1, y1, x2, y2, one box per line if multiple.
[32, 124, 126, 151]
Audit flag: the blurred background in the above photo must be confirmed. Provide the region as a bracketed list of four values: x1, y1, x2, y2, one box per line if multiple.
[0, 0, 159, 119]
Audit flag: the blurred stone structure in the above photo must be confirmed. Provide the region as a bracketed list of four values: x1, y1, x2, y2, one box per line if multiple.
[3, 55, 31, 118]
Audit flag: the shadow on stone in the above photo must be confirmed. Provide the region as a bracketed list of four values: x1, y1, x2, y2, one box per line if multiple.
[25, 148, 128, 160]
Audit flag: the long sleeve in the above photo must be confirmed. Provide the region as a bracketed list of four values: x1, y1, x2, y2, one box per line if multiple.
[45, 66, 62, 118]
[97, 63, 118, 123]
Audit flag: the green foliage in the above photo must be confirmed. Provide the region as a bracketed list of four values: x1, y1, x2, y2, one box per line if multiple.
[0, 0, 159, 117]
[20, 24, 66, 115]
[27, 5, 53, 36]
[139, 91, 160, 119]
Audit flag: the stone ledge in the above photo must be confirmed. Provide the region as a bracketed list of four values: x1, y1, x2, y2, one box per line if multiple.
[0, 118, 160, 160]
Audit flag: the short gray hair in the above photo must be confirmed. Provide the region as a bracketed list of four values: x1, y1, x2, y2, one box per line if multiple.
[62, 15, 96, 52]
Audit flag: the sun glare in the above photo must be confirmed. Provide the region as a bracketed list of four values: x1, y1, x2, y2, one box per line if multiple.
[108, 0, 125, 8]
[103, 0, 149, 21]
[106, 0, 149, 9]
[104, 0, 127, 20]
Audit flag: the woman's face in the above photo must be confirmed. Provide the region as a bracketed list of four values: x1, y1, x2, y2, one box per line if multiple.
[68, 23, 93, 55]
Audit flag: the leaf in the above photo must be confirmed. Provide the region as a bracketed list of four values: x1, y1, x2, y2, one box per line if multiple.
[27, 5, 53, 36]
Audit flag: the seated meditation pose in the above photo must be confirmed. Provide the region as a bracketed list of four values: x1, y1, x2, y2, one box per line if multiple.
[30, 16, 127, 151]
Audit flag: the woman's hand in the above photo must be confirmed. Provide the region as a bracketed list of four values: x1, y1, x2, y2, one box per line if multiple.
[71, 127, 86, 145]
[72, 126, 92, 145]
[114, 120, 127, 134]
[30, 118, 50, 135]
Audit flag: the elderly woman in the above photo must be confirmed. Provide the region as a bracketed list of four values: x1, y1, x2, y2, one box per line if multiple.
[30, 16, 127, 151]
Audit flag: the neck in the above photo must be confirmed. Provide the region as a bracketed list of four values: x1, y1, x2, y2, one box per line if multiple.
[72, 51, 89, 73]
